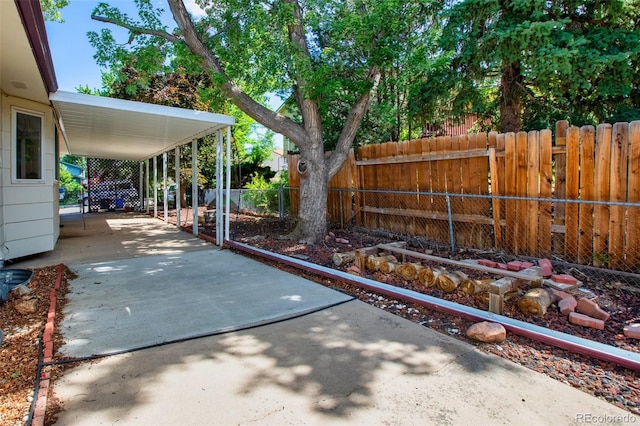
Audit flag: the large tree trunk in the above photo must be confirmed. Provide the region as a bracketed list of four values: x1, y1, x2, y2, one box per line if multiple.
[288, 141, 330, 243]
[499, 61, 523, 133]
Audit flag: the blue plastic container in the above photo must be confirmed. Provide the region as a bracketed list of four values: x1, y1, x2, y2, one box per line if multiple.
[0, 269, 34, 303]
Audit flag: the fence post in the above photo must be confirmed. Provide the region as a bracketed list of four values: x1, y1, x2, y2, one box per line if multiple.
[445, 193, 455, 255]
[279, 183, 284, 220]
[339, 189, 344, 228]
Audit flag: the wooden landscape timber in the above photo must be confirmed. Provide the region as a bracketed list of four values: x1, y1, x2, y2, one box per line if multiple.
[333, 251, 355, 266]
[376, 244, 546, 286]
[354, 241, 407, 272]
[379, 258, 399, 274]
[395, 262, 425, 281]
[367, 254, 398, 271]
[518, 287, 555, 316]
[436, 271, 470, 293]
[460, 278, 493, 295]
[417, 266, 445, 287]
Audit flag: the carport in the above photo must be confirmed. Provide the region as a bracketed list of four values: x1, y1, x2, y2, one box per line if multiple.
[51, 90, 235, 244]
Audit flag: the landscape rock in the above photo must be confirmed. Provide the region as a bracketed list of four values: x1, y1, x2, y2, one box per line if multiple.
[551, 274, 578, 285]
[538, 258, 553, 277]
[549, 288, 572, 302]
[576, 298, 610, 321]
[623, 324, 640, 339]
[466, 321, 507, 343]
[558, 296, 577, 315]
[346, 265, 361, 275]
[15, 297, 38, 315]
[569, 312, 605, 330]
[477, 259, 497, 268]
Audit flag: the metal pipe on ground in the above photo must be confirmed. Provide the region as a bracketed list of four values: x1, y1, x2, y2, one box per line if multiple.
[224, 240, 640, 372]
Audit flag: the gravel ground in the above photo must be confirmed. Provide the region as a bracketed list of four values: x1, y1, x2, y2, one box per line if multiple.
[202, 213, 640, 416]
[0, 266, 72, 426]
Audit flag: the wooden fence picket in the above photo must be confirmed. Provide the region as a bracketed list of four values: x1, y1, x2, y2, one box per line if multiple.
[609, 123, 629, 269]
[564, 126, 580, 262]
[515, 131, 528, 255]
[554, 121, 569, 254]
[626, 121, 640, 269]
[593, 124, 612, 267]
[578, 126, 595, 264]
[539, 130, 553, 258]
[527, 131, 540, 256]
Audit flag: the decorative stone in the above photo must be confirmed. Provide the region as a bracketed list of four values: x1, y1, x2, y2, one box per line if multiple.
[466, 321, 507, 343]
[576, 298, 610, 321]
[623, 324, 640, 339]
[569, 312, 605, 330]
[538, 258, 553, 277]
[346, 265, 361, 275]
[15, 297, 38, 315]
[507, 261, 522, 271]
[478, 259, 497, 268]
[551, 274, 578, 285]
[558, 296, 577, 315]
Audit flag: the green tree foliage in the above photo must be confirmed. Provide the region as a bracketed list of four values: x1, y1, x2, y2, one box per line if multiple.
[89, 0, 435, 243]
[40, 0, 70, 22]
[59, 167, 82, 203]
[60, 154, 86, 168]
[414, 0, 640, 132]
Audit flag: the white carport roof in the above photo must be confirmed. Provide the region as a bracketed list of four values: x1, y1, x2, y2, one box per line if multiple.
[51, 90, 235, 162]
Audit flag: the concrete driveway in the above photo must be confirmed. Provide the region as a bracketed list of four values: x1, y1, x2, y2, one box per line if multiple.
[11, 212, 637, 425]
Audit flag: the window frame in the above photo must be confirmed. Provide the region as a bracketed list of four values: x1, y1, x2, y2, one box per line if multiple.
[12, 107, 45, 183]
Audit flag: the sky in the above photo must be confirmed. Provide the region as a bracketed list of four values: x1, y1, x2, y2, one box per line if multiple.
[45, 0, 205, 93]
[45, 0, 283, 148]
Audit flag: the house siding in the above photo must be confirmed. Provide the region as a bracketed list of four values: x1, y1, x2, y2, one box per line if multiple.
[0, 95, 59, 260]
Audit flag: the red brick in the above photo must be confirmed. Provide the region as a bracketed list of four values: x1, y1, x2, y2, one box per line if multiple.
[497, 263, 508, 270]
[569, 312, 605, 330]
[623, 324, 640, 339]
[519, 261, 535, 270]
[558, 296, 577, 315]
[576, 298, 610, 321]
[551, 274, 578, 285]
[549, 288, 572, 301]
[478, 259, 498, 268]
[538, 258, 553, 277]
[507, 261, 522, 271]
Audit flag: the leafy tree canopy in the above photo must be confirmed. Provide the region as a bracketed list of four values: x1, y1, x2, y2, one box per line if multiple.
[413, 0, 640, 132]
[40, 0, 70, 22]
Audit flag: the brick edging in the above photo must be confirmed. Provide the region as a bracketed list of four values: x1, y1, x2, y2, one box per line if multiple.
[32, 264, 63, 426]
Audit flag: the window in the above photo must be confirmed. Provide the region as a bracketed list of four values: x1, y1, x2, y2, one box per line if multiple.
[13, 108, 43, 181]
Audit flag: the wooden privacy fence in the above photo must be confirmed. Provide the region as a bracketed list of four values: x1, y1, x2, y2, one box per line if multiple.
[287, 120, 640, 273]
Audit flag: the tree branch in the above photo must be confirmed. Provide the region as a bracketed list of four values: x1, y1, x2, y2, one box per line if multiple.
[91, 14, 183, 44]
[283, 0, 322, 144]
[166, 0, 307, 145]
[327, 66, 382, 178]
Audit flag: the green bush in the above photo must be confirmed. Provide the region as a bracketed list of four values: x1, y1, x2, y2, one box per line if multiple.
[242, 171, 289, 214]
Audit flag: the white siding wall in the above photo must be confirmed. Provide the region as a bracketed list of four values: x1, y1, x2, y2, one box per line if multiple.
[0, 95, 59, 260]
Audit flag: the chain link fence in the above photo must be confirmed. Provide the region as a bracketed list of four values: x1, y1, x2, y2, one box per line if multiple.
[226, 187, 640, 285]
